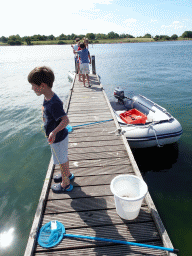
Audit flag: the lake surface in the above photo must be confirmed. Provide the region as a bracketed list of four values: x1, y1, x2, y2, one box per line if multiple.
[0, 41, 192, 255]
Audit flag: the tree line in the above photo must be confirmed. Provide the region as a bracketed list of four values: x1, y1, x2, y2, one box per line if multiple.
[0, 31, 192, 46]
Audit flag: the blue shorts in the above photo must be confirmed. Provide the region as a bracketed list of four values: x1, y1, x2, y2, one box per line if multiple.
[50, 135, 68, 164]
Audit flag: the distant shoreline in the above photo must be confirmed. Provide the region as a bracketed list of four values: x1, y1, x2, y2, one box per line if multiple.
[0, 37, 191, 46]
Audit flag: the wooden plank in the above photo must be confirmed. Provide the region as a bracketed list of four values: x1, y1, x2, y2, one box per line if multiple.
[50, 174, 134, 187]
[35, 243, 167, 255]
[68, 124, 118, 135]
[68, 111, 112, 117]
[69, 158, 131, 170]
[45, 196, 117, 214]
[69, 115, 113, 123]
[54, 164, 133, 177]
[68, 145, 126, 154]
[68, 126, 119, 135]
[69, 141, 124, 149]
[42, 208, 152, 228]
[68, 151, 127, 161]
[35, 222, 161, 252]
[48, 184, 114, 200]
[71, 155, 130, 166]
[69, 134, 121, 143]
[45, 197, 147, 214]
[69, 98, 107, 103]
[69, 105, 107, 109]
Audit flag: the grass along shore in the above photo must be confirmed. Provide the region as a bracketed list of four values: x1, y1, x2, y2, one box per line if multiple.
[0, 37, 191, 46]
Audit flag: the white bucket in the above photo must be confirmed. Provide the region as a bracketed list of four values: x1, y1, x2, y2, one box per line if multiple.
[110, 175, 148, 220]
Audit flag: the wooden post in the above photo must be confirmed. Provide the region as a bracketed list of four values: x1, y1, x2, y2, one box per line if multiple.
[91, 55, 96, 74]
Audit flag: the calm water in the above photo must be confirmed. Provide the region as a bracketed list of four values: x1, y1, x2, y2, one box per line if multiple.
[0, 41, 191, 255]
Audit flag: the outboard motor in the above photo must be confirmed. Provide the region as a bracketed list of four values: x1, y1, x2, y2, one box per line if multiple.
[114, 87, 133, 109]
[114, 87, 125, 104]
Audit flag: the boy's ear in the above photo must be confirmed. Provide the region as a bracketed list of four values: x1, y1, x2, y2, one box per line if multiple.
[40, 83, 47, 88]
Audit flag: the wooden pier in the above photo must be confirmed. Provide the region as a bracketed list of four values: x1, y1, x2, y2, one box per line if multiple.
[25, 73, 176, 255]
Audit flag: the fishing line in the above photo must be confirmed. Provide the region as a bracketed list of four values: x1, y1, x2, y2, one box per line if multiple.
[66, 119, 113, 132]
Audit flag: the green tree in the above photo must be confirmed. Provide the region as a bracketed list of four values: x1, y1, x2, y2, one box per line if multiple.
[24, 36, 32, 45]
[171, 34, 178, 40]
[154, 35, 159, 41]
[160, 35, 170, 40]
[8, 35, 22, 45]
[143, 33, 151, 38]
[47, 35, 55, 40]
[32, 34, 47, 41]
[96, 33, 107, 39]
[86, 33, 95, 40]
[77, 34, 85, 40]
[126, 34, 134, 38]
[119, 33, 126, 38]
[107, 31, 119, 39]
[0, 36, 8, 43]
[182, 31, 192, 38]
[70, 33, 78, 40]
[58, 33, 67, 40]
[66, 34, 71, 40]
[31, 34, 45, 41]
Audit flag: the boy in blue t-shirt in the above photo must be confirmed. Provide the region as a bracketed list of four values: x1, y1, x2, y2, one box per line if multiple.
[28, 66, 74, 193]
[74, 43, 91, 87]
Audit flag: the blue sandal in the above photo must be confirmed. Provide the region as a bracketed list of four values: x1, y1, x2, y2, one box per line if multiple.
[53, 173, 74, 183]
[51, 183, 73, 193]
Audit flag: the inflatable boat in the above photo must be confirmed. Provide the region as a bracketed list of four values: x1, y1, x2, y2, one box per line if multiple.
[111, 87, 183, 148]
[68, 71, 76, 81]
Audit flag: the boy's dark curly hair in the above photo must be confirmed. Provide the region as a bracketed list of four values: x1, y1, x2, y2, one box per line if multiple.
[28, 66, 55, 88]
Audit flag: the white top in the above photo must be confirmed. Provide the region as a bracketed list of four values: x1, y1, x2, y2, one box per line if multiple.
[73, 44, 79, 51]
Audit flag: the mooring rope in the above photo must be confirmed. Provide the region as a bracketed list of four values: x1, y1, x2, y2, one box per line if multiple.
[71, 119, 113, 129]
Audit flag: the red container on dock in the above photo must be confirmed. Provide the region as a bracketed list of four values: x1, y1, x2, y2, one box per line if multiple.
[120, 109, 147, 124]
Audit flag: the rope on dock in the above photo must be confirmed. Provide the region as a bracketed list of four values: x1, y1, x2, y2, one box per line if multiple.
[68, 119, 113, 131]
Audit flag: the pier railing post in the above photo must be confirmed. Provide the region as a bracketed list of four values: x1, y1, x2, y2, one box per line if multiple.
[91, 55, 96, 74]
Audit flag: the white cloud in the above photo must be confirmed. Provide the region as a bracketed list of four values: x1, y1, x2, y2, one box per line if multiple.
[161, 21, 184, 30]
[124, 18, 137, 24]
[98, 0, 113, 4]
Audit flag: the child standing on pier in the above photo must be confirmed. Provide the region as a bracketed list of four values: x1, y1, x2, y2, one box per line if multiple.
[74, 43, 91, 87]
[71, 38, 81, 76]
[28, 66, 74, 193]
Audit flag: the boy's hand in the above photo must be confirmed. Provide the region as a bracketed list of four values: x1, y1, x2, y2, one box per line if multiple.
[48, 132, 56, 144]
[42, 106, 45, 122]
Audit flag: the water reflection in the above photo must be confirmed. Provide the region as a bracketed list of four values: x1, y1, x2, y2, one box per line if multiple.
[0, 228, 14, 248]
[132, 142, 179, 173]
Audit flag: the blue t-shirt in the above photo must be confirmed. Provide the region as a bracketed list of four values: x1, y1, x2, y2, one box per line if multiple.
[43, 93, 68, 143]
[77, 48, 89, 64]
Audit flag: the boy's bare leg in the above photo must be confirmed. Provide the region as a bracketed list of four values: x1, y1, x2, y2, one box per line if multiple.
[78, 64, 83, 81]
[83, 74, 85, 86]
[86, 74, 90, 86]
[60, 160, 70, 187]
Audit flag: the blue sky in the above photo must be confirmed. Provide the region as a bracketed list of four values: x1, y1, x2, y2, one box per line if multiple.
[1, 0, 192, 37]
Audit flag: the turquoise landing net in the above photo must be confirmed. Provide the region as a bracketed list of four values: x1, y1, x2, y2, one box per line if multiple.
[38, 221, 65, 248]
